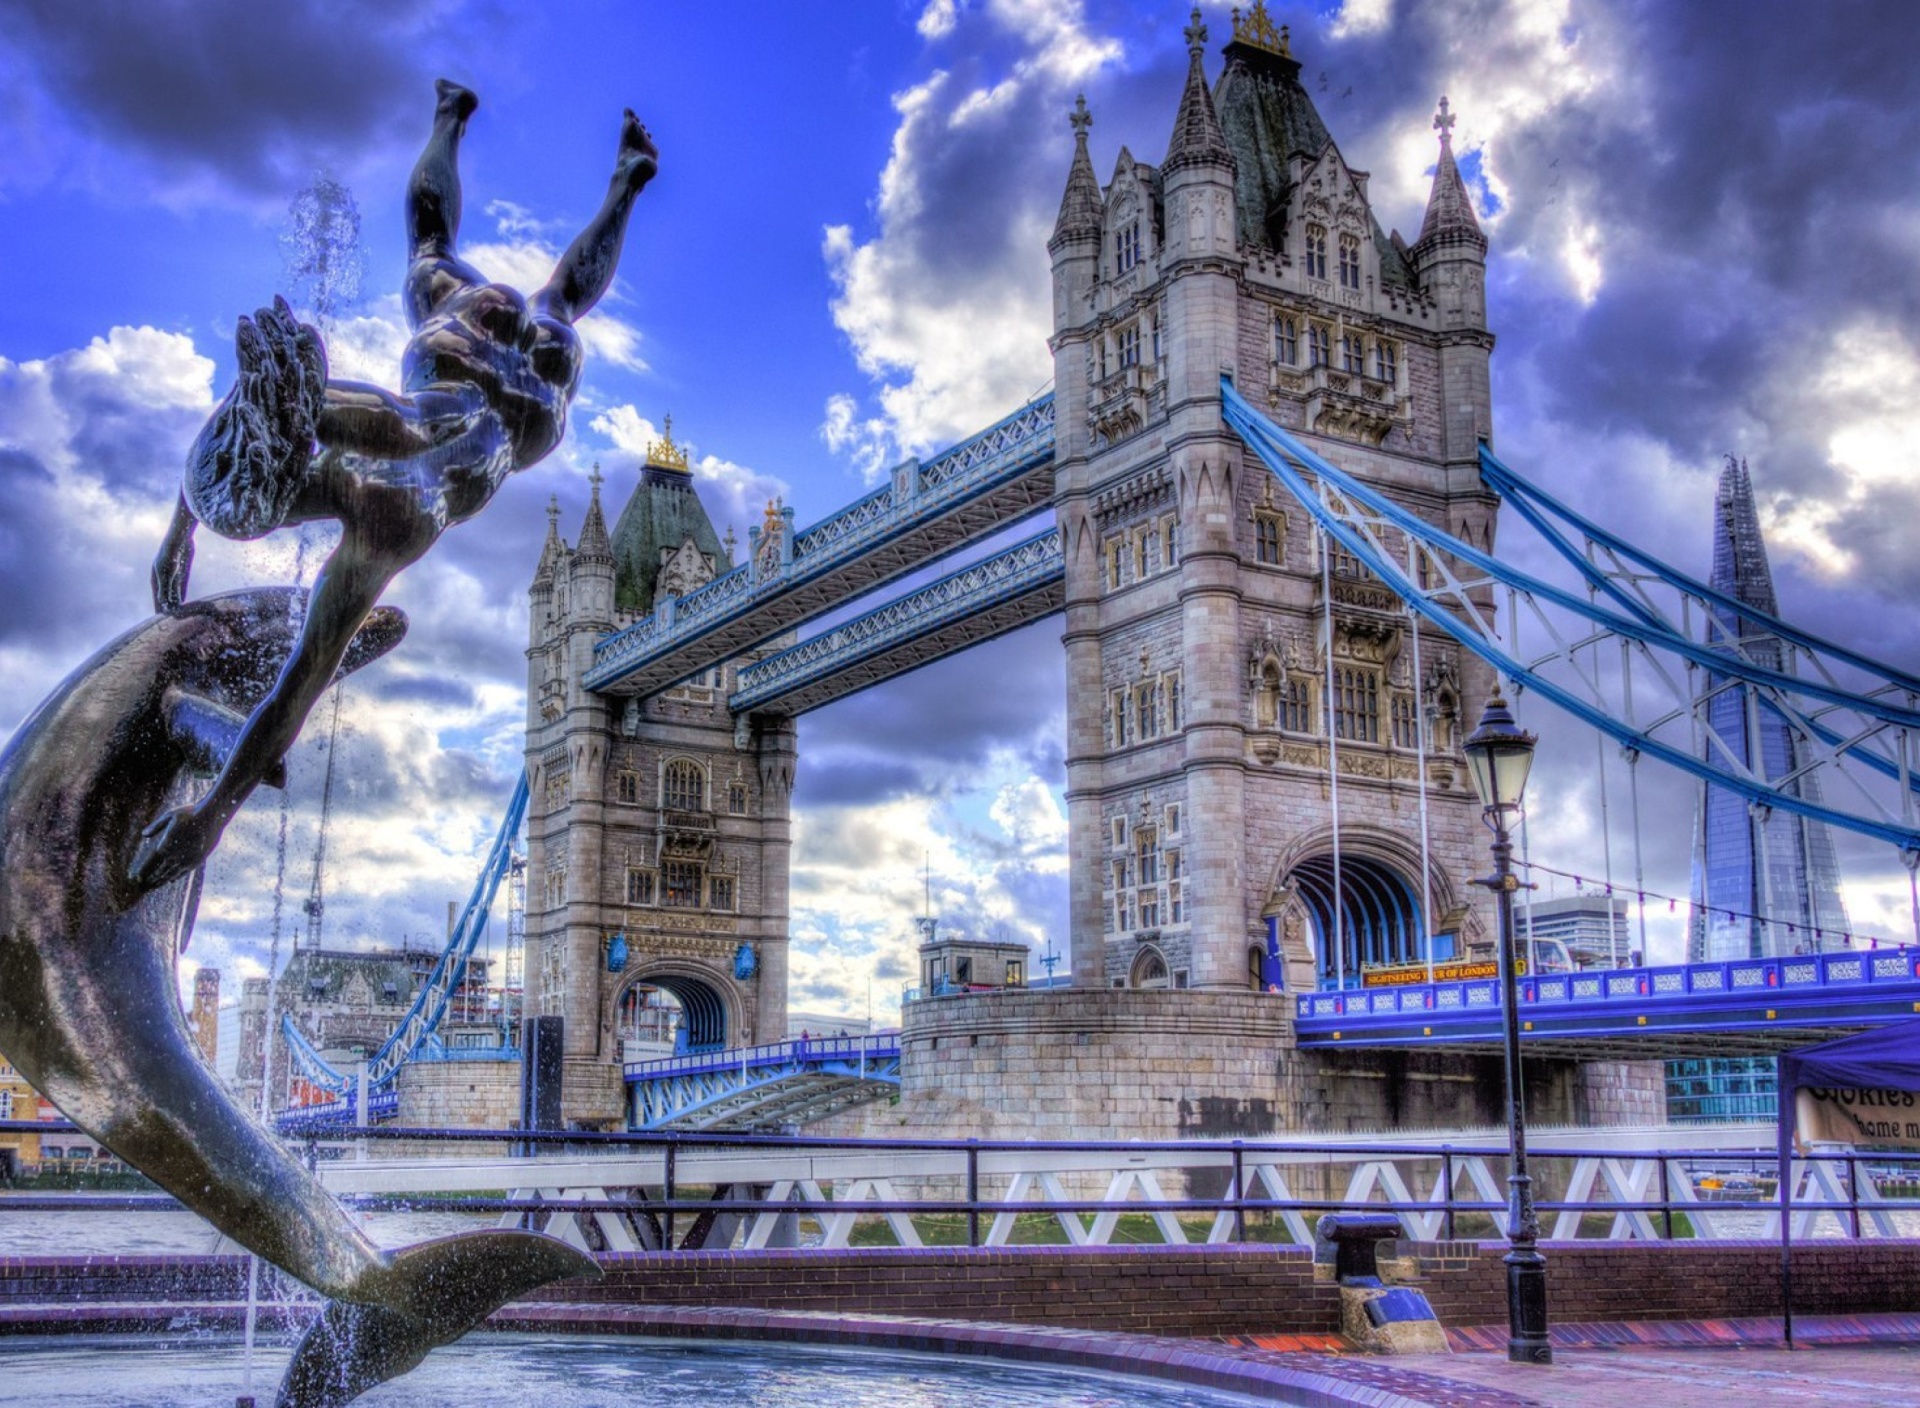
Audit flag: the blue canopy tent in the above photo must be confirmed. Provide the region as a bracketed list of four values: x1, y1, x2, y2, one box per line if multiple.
[1776, 1019, 1920, 1345]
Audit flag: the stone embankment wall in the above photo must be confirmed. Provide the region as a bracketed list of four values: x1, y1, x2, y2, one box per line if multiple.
[817, 990, 1664, 1141]
[5, 1242, 1917, 1338]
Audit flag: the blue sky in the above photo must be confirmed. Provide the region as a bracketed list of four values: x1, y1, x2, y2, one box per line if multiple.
[4, 0, 1920, 1017]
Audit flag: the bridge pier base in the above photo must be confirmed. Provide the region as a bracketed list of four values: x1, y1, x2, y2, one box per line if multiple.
[808, 990, 1662, 1142]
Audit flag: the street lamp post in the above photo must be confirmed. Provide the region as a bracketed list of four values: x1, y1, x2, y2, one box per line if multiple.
[1462, 690, 1552, 1366]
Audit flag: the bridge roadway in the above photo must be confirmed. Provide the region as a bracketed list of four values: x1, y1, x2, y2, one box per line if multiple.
[625, 1032, 902, 1131]
[584, 396, 1056, 698]
[1296, 946, 1920, 1059]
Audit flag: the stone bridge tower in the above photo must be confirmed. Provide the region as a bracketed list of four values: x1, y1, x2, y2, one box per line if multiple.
[524, 424, 794, 1126]
[1050, 5, 1501, 998]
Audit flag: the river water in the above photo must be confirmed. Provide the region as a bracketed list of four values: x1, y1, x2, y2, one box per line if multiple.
[0, 1200, 495, 1258]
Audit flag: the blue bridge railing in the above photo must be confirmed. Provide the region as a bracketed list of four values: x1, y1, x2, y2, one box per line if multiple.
[273, 1087, 401, 1134]
[584, 396, 1055, 694]
[1297, 947, 1920, 1046]
[624, 1031, 901, 1083]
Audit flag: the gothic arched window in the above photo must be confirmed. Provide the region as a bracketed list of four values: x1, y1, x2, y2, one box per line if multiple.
[663, 758, 705, 812]
[1304, 224, 1328, 281]
[1338, 232, 1362, 289]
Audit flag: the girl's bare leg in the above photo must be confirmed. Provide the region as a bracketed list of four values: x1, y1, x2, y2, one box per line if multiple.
[534, 110, 657, 325]
[405, 81, 482, 326]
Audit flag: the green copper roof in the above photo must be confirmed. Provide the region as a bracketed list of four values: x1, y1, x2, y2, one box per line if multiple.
[609, 465, 730, 615]
[1213, 38, 1413, 288]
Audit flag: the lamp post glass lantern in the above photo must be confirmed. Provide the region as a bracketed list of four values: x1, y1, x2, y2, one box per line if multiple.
[1463, 690, 1553, 1365]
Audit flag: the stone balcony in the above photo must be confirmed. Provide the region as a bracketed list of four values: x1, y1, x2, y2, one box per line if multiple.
[1271, 362, 1407, 445]
[1089, 361, 1162, 444]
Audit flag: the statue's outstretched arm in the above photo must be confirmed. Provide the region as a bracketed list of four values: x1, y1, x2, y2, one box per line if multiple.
[152, 493, 197, 613]
[129, 502, 436, 889]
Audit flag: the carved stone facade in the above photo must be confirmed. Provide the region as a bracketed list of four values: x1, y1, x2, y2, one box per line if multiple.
[1049, 11, 1503, 998]
[525, 432, 794, 1126]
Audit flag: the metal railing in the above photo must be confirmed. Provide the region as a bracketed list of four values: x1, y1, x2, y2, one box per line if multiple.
[1299, 947, 1920, 1035]
[584, 395, 1055, 692]
[623, 1032, 902, 1082]
[8, 1120, 1916, 1253]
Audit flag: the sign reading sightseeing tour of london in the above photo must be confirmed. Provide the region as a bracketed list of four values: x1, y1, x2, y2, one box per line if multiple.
[1362, 958, 1510, 989]
[1796, 1087, 1920, 1149]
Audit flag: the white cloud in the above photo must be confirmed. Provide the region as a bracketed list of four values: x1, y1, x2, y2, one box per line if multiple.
[789, 747, 1067, 1020]
[820, 0, 1120, 477]
[1331, 0, 1393, 39]
[1762, 319, 1920, 581]
[917, 0, 958, 41]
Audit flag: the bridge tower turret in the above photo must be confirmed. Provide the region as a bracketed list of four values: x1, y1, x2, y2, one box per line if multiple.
[1408, 95, 1494, 469]
[1045, 3, 1505, 1002]
[524, 423, 795, 1126]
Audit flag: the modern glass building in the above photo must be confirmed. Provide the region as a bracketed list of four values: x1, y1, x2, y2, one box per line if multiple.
[1671, 459, 1851, 1123]
[1687, 457, 1850, 962]
[1665, 1055, 1778, 1124]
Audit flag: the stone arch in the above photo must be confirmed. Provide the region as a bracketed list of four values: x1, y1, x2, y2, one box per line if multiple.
[1129, 945, 1170, 990]
[611, 964, 738, 1055]
[1268, 826, 1464, 989]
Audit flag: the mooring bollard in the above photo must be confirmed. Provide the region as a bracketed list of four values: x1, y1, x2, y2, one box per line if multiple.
[1315, 1212, 1450, 1355]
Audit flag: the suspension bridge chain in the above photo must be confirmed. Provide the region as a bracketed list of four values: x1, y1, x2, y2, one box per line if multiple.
[1220, 376, 1920, 855]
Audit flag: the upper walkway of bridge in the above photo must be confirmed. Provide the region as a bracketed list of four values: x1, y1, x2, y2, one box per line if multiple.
[584, 396, 1056, 698]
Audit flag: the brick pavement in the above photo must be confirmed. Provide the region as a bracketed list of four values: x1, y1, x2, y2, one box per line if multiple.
[1393, 1344, 1920, 1407]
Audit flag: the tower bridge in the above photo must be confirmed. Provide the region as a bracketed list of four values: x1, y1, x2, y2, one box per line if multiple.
[431, 5, 1920, 1138]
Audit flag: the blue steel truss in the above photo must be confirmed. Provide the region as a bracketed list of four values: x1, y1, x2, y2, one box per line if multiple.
[279, 772, 529, 1102]
[729, 528, 1064, 715]
[273, 1085, 399, 1135]
[1220, 377, 1920, 853]
[585, 395, 1057, 697]
[627, 1033, 902, 1131]
[1295, 945, 1920, 1059]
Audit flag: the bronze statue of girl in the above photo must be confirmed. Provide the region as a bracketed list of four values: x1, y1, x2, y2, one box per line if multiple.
[134, 81, 656, 886]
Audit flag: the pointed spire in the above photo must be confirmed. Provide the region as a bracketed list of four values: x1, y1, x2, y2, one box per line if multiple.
[1164, 9, 1233, 176]
[1050, 94, 1104, 251]
[577, 462, 613, 563]
[533, 493, 565, 584]
[1413, 96, 1486, 257]
[1711, 455, 1780, 618]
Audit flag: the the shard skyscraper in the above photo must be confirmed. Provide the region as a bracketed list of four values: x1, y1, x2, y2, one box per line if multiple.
[1687, 457, 1851, 961]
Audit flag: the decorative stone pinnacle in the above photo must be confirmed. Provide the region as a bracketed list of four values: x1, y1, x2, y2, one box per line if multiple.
[1185, 7, 1207, 54]
[587, 461, 604, 495]
[546, 495, 560, 527]
[1070, 93, 1092, 139]
[1434, 95, 1457, 145]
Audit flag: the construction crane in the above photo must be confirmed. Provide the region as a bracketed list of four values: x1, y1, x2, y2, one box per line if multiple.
[300, 686, 346, 949]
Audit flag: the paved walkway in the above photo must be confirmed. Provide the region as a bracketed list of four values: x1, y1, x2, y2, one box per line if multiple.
[1395, 1344, 1920, 1407]
[1225, 1315, 1920, 1406]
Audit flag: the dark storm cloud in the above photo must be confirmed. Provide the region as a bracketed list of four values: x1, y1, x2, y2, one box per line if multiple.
[793, 619, 1066, 809]
[0, 0, 487, 196]
[362, 671, 479, 712]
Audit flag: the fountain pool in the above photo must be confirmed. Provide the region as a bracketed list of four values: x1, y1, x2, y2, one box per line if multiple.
[0, 1334, 1268, 1407]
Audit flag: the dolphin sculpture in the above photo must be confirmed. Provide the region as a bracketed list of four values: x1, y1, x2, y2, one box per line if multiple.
[0, 588, 598, 1407]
